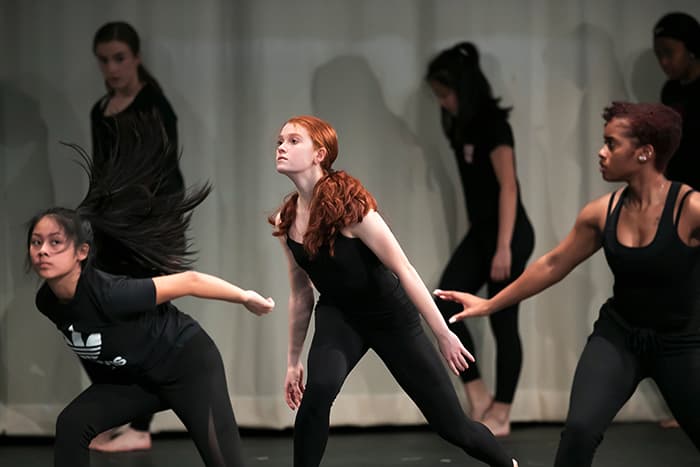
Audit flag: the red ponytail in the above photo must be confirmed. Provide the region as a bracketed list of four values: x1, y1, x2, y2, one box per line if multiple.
[269, 171, 376, 257]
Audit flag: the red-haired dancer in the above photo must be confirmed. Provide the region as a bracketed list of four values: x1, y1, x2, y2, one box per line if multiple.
[270, 115, 517, 467]
[436, 102, 700, 466]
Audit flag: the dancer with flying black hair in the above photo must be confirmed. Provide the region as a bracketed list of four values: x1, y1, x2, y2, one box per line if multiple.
[28, 114, 274, 467]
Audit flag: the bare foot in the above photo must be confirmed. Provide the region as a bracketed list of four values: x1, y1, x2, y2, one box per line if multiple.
[89, 428, 118, 450]
[90, 427, 152, 452]
[469, 399, 493, 421]
[659, 418, 680, 429]
[464, 380, 493, 421]
[481, 402, 511, 437]
[482, 414, 511, 437]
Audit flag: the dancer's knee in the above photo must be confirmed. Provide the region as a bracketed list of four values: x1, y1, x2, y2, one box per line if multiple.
[554, 420, 603, 467]
[296, 382, 340, 421]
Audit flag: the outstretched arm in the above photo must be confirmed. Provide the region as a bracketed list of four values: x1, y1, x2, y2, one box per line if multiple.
[152, 271, 275, 315]
[436, 194, 608, 321]
[348, 210, 473, 376]
[278, 236, 316, 410]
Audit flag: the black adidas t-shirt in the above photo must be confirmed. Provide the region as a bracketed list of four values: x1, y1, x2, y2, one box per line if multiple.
[35, 264, 200, 374]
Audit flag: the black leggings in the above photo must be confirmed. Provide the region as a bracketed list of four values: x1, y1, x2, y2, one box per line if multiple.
[80, 361, 153, 432]
[55, 330, 244, 467]
[554, 305, 700, 466]
[294, 300, 513, 467]
[436, 217, 534, 402]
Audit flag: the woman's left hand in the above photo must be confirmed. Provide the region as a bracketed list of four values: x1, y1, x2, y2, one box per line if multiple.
[490, 247, 511, 282]
[437, 331, 475, 376]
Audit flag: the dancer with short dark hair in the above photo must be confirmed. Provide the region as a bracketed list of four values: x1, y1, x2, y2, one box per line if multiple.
[436, 102, 700, 466]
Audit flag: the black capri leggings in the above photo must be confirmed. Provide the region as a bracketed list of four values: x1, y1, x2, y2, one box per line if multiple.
[554, 304, 700, 466]
[54, 330, 244, 467]
[436, 213, 534, 402]
[293, 294, 514, 467]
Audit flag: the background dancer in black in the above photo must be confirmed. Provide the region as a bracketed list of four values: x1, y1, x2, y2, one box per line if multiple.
[270, 115, 517, 467]
[91, 21, 183, 196]
[426, 42, 535, 436]
[28, 119, 274, 467]
[654, 12, 700, 190]
[88, 21, 184, 451]
[436, 102, 700, 466]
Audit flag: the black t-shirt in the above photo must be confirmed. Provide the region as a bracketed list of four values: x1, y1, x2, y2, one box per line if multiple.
[451, 118, 527, 228]
[35, 264, 200, 374]
[661, 77, 700, 190]
[90, 82, 184, 196]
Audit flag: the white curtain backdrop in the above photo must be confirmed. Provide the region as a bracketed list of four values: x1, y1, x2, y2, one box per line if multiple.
[2, 0, 699, 435]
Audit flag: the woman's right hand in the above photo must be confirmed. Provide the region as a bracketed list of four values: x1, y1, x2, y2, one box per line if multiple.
[433, 289, 492, 322]
[284, 363, 305, 410]
[242, 291, 275, 316]
[437, 330, 475, 376]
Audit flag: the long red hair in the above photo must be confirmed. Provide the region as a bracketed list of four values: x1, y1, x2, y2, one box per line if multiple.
[269, 116, 377, 258]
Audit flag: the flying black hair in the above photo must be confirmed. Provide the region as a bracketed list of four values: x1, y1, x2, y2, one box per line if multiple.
[68, 110, 210, 277]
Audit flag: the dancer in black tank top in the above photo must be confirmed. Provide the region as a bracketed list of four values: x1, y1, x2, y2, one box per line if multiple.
[436, 102, 700, 466]
[270, 115, 518, 467]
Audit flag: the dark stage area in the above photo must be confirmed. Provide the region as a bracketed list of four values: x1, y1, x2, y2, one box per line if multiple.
[0, 422, 697, 466]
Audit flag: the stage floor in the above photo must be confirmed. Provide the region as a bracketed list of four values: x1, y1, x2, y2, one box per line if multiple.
[0, 422, 696, 466]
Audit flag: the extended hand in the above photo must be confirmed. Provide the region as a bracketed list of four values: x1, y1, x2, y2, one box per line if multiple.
[437, 330, 475, 376]
[433, 289, 491, 322]
[243, 291, 275, 316]
[284, 363, 305, 410]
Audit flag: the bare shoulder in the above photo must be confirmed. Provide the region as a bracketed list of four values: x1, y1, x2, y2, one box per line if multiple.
[673, 186, 700, 243]
[345, 209, 383, 237]
[577, 191, 615, 229]
[679, 186, 700, 218]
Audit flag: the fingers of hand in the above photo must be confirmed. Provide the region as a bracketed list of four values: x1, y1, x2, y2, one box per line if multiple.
[448, 311, 465, 324]
[448, 361, 459, 376]
[456, 353, 469, 371]
[433, 289, 454, 302]
[463, 347, 476, 362]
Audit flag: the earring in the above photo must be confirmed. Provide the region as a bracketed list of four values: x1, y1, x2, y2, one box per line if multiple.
[638, 154, 647, 162]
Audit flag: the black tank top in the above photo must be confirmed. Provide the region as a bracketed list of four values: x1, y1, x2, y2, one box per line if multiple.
[286, 234, 402, 307]
[602, 182, 700, 333]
